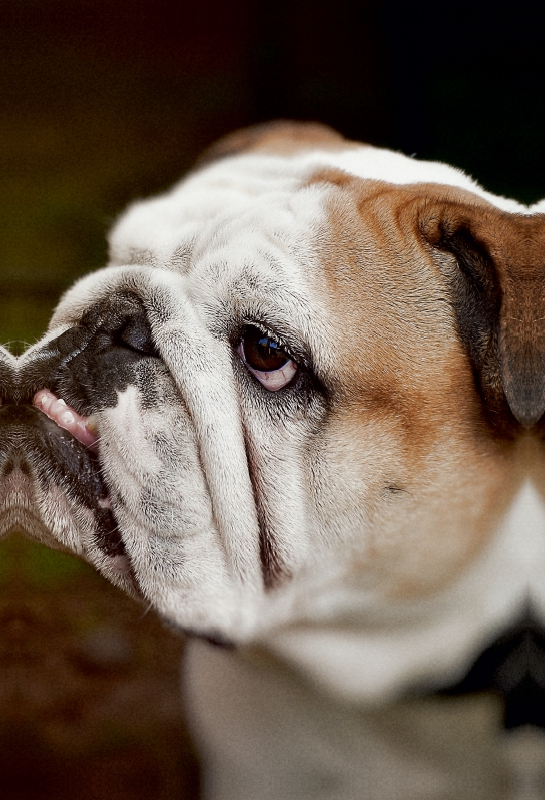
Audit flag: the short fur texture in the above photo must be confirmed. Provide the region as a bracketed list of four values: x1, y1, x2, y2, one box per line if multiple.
[4, 123, 545, 798]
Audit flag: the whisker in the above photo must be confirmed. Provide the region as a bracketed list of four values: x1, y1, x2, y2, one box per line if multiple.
[139, 602, 154, 620]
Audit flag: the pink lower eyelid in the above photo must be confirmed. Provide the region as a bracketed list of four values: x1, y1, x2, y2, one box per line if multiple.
[236, 341, 298, 391]
[254, 360, 298, 391]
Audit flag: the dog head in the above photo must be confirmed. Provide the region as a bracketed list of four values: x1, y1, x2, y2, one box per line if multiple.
[13, 123, 545, 698]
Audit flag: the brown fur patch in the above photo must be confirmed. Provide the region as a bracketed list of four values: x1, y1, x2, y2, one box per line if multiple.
[197, 120, 354, 165]
[311, 176, 545, 435]
[302, 177, 541, 594]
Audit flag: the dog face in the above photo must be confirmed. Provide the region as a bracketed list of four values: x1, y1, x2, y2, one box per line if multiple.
[10, 123, 545, 698]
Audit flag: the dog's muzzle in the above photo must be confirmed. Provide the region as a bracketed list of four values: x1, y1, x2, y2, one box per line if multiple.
[8, 292, 161, 560]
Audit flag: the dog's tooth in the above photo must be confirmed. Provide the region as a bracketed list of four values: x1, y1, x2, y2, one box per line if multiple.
[86, 415, 98, 434]
[34, 389, 55, 413]
[51, 398, 68, 418]
[61, 411, 75, 426]
[33, 389, 99, 450]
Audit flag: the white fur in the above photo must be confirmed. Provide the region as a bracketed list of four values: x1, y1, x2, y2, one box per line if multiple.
[108, 145, 527, 271]
[18, 133, 545, 798]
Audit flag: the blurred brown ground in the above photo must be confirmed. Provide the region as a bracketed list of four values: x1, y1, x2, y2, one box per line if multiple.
[0, 537, 199, 799]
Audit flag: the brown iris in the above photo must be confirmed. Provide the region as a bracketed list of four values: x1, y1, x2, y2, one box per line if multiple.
[242, 326, 291, 372]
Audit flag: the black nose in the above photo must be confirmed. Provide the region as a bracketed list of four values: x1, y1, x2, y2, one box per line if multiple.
[17, 291, 159, 413]
[1, 293, 158, 557]
[438, 612, 545, 729]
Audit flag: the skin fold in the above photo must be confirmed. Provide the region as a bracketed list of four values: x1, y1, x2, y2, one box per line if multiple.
[1, 123, 545, 797]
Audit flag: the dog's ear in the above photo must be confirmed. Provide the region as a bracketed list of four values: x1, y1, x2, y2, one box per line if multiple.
[420, 201, 545, 433]
[196, 120, 347, 166]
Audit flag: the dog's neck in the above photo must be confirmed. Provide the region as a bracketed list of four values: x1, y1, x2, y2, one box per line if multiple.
[259, 479, 545, 705]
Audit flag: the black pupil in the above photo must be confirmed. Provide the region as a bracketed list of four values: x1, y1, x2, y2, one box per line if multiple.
[243, 328, 290, 372]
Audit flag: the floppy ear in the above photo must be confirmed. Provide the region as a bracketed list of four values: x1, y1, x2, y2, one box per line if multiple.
[420, 201, 545, 432]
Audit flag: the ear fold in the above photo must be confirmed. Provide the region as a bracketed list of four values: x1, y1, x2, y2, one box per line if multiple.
[496, 245, 545, 432]
[420, 202, 545, 432]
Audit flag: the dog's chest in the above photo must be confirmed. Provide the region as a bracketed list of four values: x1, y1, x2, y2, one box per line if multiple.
[183, 639, 544, 800]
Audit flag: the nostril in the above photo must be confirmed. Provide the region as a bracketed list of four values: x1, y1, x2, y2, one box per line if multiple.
[117, 314, 157, 355]
[23, 294, 160, 420]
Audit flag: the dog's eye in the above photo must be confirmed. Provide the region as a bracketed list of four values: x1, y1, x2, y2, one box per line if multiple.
[238, 326, 298, 391]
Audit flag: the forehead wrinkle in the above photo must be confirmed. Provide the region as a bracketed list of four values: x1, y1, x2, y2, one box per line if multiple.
[181, 190, 336, 375]
[188, 180, 328, 294]
[109, 154, 332, 270]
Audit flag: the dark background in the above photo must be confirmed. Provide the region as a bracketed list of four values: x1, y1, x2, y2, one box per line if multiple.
[0, 1, 543, 797]
[2, 0, 544, 346]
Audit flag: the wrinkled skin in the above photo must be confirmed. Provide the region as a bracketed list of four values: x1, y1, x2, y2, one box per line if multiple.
[2, 124, 545, 727]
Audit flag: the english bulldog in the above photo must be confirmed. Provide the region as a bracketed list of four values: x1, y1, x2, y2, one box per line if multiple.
[10, 122, 545, 798]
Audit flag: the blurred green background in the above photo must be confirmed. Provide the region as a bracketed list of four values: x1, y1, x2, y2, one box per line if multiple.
[2, 0, 544, 350]
[1, 0, 544, 796]
[2, 0, 544, 346]
[0, 0, 251, 346]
